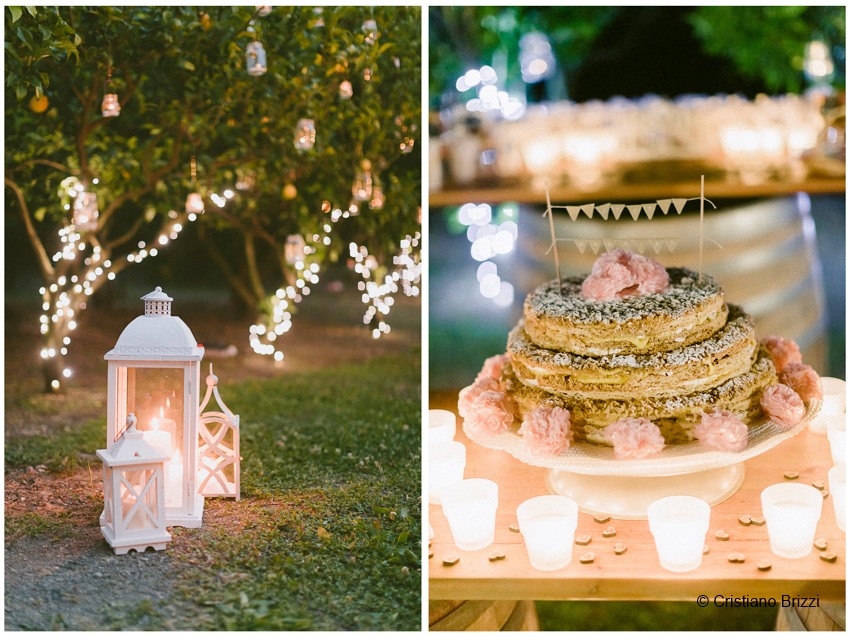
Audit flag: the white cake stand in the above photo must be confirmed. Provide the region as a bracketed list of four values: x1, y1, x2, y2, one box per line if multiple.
[463, 402, 819, 520]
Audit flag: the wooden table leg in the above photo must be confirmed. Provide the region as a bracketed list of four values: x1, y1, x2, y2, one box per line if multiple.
[429, 599, 539, 631]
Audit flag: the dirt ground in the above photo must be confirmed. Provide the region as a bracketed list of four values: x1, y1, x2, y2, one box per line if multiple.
[4, 289, 421, 630]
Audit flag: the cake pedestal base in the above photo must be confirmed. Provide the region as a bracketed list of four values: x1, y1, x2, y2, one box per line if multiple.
[546, 463, 745, 520]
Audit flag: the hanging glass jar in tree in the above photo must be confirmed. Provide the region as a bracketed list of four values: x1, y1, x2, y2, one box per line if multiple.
[73, 190, 99, 232]
[285, 235, 307, 264]
[294, 118, 316, 150]
[352, 160, 373, 202]
[101, 67, 120, 117]
[339, 80, 353, 99]
[246, 41, 268, 76]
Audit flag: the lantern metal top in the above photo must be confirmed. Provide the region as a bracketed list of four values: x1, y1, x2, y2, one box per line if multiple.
[97, 414, 169, 467]
[104, 286, 204, 362]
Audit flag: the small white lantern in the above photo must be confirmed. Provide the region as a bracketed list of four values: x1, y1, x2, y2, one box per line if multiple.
[294, 118, 316, 150]
[73, 191, 99, 232]
[246, 41, 268, 76]
[285, 234, 307, 264]
[97, 414, 171, 554]
[101, 93, 121, 118]
[185, 192, 204, 215]
[104, 287, 205, 527]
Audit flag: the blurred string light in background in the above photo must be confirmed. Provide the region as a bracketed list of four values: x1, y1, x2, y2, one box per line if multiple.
[519, 32, 557, 84]
[451, 202, 518, 307]
[454, 65, 526, 120]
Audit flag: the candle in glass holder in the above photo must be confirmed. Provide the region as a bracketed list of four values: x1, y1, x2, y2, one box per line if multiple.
[827, 416, 845, 466]
[761, 483, 823, 558]
[429, 440, 465, 505]
[647, 496, 710, 573]
[429, 409, 456, 445]
[516, 495, 578, 571]
[440, 478, 498, 551]
[828, 465, 845, 533]
[810, 377, 845, 435]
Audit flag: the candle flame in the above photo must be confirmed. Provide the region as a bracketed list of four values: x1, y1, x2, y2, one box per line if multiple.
[159, 406, 165, 418]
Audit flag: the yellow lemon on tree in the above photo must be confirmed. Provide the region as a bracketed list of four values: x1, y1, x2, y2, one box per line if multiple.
[282, 183, 297, 200]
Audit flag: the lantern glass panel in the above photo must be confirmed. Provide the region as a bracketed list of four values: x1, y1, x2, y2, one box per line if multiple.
[120, 467, 160, 530]
[124, 367, 185, 506]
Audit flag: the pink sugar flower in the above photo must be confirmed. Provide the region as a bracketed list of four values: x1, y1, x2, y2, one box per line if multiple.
[464, 390, 515, 438]
[694, 410, 749, 452]
[779, 363, 823, 405]
[761, 335, 802, 373]
[457, 378, 500, 418]
[603, 417, 666, 459]
[581, 249, 669, 301]
[519, 406, 573, 457]
[476, 354, 510, 384]
[760, 383, 806, 428]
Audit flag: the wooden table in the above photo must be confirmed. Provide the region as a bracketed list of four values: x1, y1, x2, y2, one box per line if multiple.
[428, 391, 845, 628]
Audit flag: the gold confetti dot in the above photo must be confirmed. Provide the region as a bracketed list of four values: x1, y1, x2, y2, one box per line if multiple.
[579, 552, 595, 564]
[715, 530, 730, 541]
[738, 515, 752, 526]
[575, 535, 592, 546]
[602, 527, 617, 538]
[757, 559, 772, 571]
[593, 514, 611, 524]
[442, 555, 460, 566]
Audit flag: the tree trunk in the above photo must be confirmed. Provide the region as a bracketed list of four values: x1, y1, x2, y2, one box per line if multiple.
[41, 355, 64, 393]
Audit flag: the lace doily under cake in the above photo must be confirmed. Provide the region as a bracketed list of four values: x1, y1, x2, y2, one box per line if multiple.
[463, 400, 820, 478]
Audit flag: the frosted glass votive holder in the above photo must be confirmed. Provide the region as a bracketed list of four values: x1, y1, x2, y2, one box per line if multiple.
[810, 377, 845, 435]
[827, 417, 846, 466]
[441, 478, 498, 551]
[829, 465, 845, 533]
[761, 483, 823, 558]
[516, 495, 579, 571]
[429, 441, 466, 505]
[647, 496, 710, 573]
[429, 409, 457, 445]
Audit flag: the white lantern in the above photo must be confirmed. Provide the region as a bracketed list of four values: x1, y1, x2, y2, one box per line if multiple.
[185, 192, 204, 215]
[104, 287, 205, 527]
[294, 118, 316, 150]
[73, 191, 99, 232]
[285, 234, 306, 264]
[198, 365, 241, 499]
[246, 41, 268, 76]
[101, 93, 121, 118]
[97, 414, 171, 554]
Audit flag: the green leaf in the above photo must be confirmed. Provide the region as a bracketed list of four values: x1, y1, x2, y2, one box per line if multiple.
[15, 84, 26, 100]
[8, 6, 22, 23]
[182, 59, 195, 71]
[33, 207, 47, 222]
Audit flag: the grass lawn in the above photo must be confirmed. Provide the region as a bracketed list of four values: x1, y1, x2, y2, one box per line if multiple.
[5, 350, 422, 631]
[537, 600, 777, 631]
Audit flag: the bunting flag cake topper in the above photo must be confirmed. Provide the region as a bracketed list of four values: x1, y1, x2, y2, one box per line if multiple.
[543, 176, 716, 286]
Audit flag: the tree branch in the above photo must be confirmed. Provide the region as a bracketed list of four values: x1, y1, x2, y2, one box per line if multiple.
[4, 177, 55, 279]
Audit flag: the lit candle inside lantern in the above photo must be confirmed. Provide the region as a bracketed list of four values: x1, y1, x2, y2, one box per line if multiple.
[761, 483, 823, 558]
[516, 495, 579, 571]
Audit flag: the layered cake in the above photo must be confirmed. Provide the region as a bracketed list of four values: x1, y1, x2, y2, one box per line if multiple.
[460, 249, 821, 459]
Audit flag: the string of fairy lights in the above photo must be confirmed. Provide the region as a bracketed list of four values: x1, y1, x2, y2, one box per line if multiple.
[37, 10, 419, 385]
